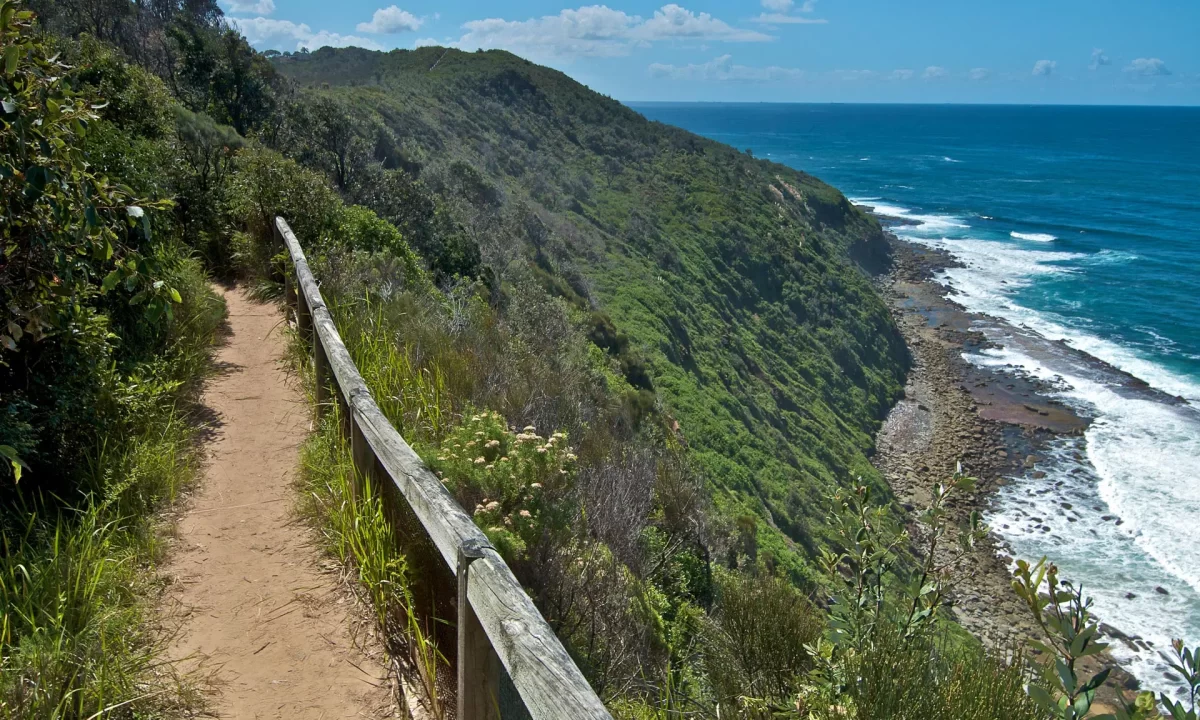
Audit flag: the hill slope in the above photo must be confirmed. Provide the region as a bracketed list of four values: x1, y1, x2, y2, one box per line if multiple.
[274, 46, 909, 578]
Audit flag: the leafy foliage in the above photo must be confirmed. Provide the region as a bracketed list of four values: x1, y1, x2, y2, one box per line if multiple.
[1, 5, 173, 353]
[1012, 558, 1113, 719]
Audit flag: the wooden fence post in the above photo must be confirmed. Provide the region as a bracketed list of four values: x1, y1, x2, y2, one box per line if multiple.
[458, 539, 500, 720]
[297, 292, 312, 341]
[313, 331, 330, 421]
[285, 273, 296, 320]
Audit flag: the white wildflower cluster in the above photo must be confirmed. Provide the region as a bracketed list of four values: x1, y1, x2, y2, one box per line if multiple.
[425, 407, 581, 563]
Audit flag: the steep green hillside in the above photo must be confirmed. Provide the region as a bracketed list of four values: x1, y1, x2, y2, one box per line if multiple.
[274, 47, 908, 579]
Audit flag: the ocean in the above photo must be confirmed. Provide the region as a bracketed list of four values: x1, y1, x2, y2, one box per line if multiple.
[631, 102, 1200, 696]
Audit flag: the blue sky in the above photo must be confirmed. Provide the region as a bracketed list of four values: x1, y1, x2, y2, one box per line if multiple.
[225, 1, 1200, 105]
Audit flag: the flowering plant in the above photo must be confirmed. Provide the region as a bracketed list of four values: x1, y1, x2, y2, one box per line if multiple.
[427, 409, 576, 561]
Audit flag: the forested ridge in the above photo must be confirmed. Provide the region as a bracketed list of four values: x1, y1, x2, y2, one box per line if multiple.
[274, 45, 910, 579]
[5, 3, 1191, 719]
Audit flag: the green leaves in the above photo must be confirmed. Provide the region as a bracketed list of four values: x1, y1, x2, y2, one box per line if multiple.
[1012, 559, 1138, 720]
[4, 42, 19, 75]
[101, 269, 122, 292]
[0, 443, 27, 482]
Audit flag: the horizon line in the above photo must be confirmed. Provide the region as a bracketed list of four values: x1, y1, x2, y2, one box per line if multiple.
[619, 99, 1200, 109]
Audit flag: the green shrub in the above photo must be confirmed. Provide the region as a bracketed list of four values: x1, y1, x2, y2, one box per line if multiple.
[172, 107, 244, 271]
[68, 35, 175, 140]
[336, 204, 425, 284]
[798, 623, 1040, 720]
[703, 570, 823, 708]
[1, 8, 174, 356]
[0, 10, 195, 485]
[0, 260, 220, 719]
[229, 144, 341, 277]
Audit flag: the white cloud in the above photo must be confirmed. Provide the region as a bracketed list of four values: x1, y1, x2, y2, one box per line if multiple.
[752, 0, 825, 25]
[444, 4, 771, 60]
[888, 69, 913, 81]
[1032, 59, 1056, 76]
[455, 7, 640, 59]
[968, 67, 991, 81]
[922, 65, 948, 80]
[648, 53, 804, 82]
[1089, 48, 1110, 71]
[223, 0, 275, 15]
[230, 16, 384, 51]
[1125, 57, 1171, 76]
[357, 6, 423, 34]
[637, 5, 772, 42]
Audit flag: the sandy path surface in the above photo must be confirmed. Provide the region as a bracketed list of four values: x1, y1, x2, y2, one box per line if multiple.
[164, 287, 393, 719]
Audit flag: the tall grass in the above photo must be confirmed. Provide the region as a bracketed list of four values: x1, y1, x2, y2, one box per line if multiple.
[295, 393, 448, 719]
[0, 423, 203, 719]
[331, 295, 449, 443]
[0, 255, 224, 720]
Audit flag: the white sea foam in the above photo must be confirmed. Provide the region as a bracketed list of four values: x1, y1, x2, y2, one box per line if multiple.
[976, 345, 1200, 700]
[942, 156, 962, 163]
[868, 194, 1200, 699]
[1010, 231, 1057, 242]
[1088, 249, 1140, 265]
[850, 198, 970, 235]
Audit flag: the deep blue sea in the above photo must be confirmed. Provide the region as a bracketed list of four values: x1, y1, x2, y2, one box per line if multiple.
[632, 103, 1200, 696]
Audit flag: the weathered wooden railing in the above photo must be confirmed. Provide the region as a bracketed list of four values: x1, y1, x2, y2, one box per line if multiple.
[275, 217, 612, 720]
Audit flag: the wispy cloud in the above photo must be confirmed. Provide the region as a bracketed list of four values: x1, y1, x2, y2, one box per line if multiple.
[429, 4, 771, 60]
[222, 0, 274, 15]
[649, 54, 804, 82]
[831, 69, 877, 81]
[752, 0, 827, 25]
[922, 65, 948, 80]
[357, 5, 423, 34]
[888, 69, 913, 81]
[646, 57, 890, 84]
[968, 67, 991, 81]
[1032, 59, 1056, 76]
[1125, 57, 1171, 76]
[230, 16, 383, 51]
[1089, 48, 1110, 71]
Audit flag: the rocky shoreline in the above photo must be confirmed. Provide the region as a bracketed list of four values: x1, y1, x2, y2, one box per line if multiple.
[871, 230, 1141, 700]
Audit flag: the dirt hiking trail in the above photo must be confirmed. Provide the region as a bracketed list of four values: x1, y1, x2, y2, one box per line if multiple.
[164, 287, 394, 719]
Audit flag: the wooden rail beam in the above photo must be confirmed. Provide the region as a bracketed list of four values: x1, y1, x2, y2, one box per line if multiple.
[274, 217, 612, 720]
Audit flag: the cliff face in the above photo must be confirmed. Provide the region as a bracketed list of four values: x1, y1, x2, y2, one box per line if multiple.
[275, 47, 909, 578]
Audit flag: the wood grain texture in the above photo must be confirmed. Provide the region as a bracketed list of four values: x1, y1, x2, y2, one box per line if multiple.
[275, 217, 612, 720]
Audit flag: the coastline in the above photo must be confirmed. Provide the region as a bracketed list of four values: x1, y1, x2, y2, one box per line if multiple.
[870, 226, 1143, 698]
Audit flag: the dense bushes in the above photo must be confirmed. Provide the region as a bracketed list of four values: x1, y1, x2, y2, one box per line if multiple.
[303, 255, 1058, 719]
[1, 8, 181, 489]
[2, 8, 221, 718]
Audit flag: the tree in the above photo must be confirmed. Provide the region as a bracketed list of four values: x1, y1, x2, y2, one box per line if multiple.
[311, 95, 360, 190]
[210, 26, 274, 135]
